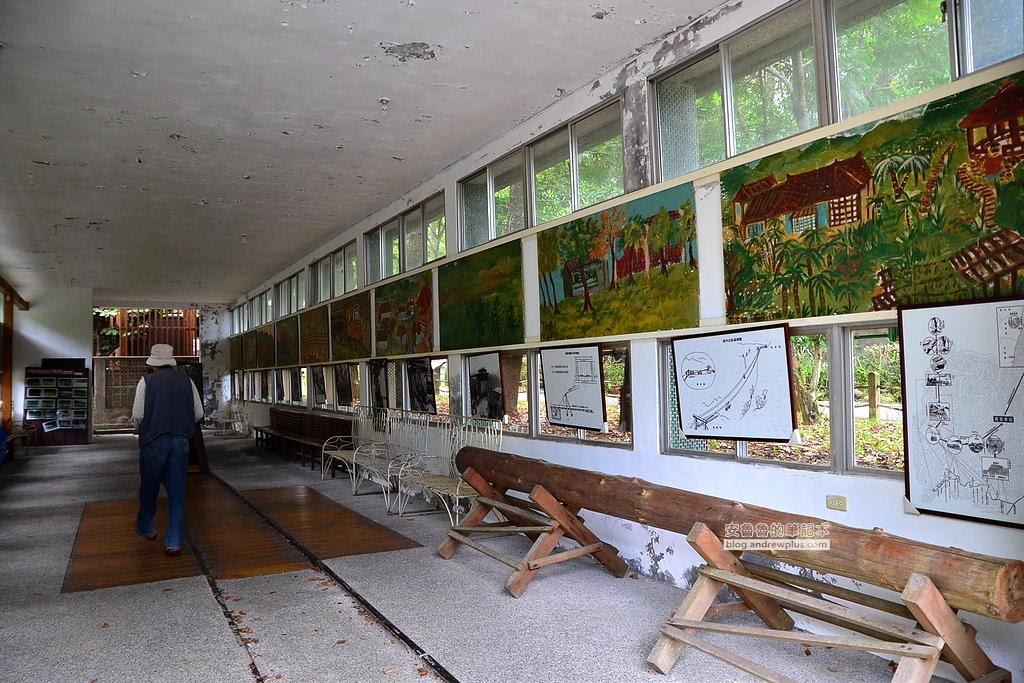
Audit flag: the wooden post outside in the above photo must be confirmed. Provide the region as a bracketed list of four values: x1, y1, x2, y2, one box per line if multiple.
[868, 371, 879, 420]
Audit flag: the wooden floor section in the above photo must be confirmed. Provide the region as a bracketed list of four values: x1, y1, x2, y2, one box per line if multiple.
[63, 475, 420, 592]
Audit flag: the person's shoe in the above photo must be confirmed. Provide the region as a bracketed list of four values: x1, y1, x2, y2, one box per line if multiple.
[164, 547, 181, 557]
[133, 521, 157, 541]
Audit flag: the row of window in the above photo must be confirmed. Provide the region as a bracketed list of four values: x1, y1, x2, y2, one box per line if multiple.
[232, 319, 905, 475]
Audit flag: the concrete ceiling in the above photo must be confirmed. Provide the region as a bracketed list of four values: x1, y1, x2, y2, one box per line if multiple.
[0, 0, 722, 307]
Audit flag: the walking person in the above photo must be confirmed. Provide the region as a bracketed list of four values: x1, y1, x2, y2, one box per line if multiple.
[132, 344, 204, 556]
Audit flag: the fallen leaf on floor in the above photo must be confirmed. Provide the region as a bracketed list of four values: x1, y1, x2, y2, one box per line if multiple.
[336, 640, 347, 645]
[382, 668, 395, 675]
[418, 667, 429, 676]
[239, 626, 252, 633]
[102, 623, 110, 629]
[804, 648, 812, 656]
[827, 667, 838, 673]
[320, 581, 331, 587]
[162, 588, 173, 592]
[274, 675, 283, 680]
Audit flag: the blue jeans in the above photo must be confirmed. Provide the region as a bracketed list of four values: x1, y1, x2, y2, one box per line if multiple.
[136, 433, 190, 549]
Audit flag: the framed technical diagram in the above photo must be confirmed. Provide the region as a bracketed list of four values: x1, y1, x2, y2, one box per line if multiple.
[672, 323, 796, 442]
[900, 298, 1024, 528]
[539, 345, 605, 431]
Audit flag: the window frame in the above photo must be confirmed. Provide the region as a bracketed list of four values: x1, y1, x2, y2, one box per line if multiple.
[660, 317, 903, 478]
[460, 150, 528, 250]
[365, 194, 446, 283]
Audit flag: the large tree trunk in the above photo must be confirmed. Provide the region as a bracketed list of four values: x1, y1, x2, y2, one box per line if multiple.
[455, 447, 1024, 623]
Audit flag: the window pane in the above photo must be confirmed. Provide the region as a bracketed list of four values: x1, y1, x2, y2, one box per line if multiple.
[502, 352, 529, 434]
[462, 171, 490, 248]
[383, 219, 401, 277]
[332, 251, 346, 298]
[264, 291, 272, 323]
[748, 333, 830, 466]
[318, 257, 331, 303]
[311, 366, 328, 406]
[432, 358, 450, 418]
[592, 344, 631, 444]
[424, 194, 447, 261]
[350, 363, 361, 406]
[344, 243, 358, 292]
[387, 361, 400, 409]
[575, 105, 624, 208]
[403, 208, 424, 271]
[289, 274, 299, 312]
[729, 2, 818, 154]
[493, 153, 526, 237]
[296, 271, 307, 309]
[964, 0, 1024, 70]
[366, 229, 382, 284]
[852, 327, 904, 470]
[658, 51, 726, 180]
[532, 130, 572, 224]
[276, 282, 289, 317]
[836, 0, 950, 120]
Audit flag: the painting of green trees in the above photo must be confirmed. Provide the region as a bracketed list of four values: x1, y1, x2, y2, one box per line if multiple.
[722, 71, 1024, 323]
[438, 240, 524, 351]
[539, 182, 699, 341]
[374, 271, 432, 356]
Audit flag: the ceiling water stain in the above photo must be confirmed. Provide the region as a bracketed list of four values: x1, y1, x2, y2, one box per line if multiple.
[378, 41, 435, 62]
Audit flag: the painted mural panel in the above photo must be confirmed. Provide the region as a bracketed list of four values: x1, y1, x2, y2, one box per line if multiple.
[299, 305, 330, 364]
[255, 326, 275, 369]
[722, 72, 1024, 323]
[229, 336, 242, 371]
[438, 240, 524, 351]
[375, 271, 433, 356]
[330, 292, 372, 361]
[538, 182, 699, 341]
[242, 331, 257, 369]
[275, 316, 299, 367]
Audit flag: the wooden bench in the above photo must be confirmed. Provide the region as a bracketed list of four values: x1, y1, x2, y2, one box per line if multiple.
[454, 447, 1022, 682]
[254, 407, 352, 471]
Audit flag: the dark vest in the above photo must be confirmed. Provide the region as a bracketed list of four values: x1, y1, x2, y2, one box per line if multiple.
[138, 367, 196, 446]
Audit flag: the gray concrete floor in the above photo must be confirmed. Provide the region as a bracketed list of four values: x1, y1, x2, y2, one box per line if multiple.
[0, 433, 919, 682]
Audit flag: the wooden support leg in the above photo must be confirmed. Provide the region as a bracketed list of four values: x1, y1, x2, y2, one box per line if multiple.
[529, 484, 627, 578]
[438, 467, 504, 559]
[505, 526, 566, 598]
[901, 572, 1005, 682]
[647, 573, 723, 674]
[686, 522, 794, 632]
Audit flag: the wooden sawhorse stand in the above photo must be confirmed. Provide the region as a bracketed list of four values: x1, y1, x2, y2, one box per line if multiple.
[647, 523, 1010, 683]
[437, 466, 628, 597]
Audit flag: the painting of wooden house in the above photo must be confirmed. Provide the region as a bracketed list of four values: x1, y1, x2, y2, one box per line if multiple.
[733, 152, 875, 242]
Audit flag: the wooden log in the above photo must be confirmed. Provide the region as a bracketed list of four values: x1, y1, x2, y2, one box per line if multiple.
[456, 447, 1024, 623]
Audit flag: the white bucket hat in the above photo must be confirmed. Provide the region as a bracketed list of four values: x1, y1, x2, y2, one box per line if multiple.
[146, 344, 177, 367]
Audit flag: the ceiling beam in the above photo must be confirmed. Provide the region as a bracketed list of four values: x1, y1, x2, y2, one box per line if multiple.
[0, 275, 29, 310]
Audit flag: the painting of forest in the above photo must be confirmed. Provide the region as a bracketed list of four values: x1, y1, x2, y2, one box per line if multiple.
[255, 326, 275, 368]
[329, 292, 371, 361]
[242, 331, 257, 369]
[538, 182, 699, 341]
[275, 316, 299, 367]
[722, 71, 1024, 323]
[375, 271, 432, 356]
[299, 305, 330, 364]
[438, 240, 524, 350]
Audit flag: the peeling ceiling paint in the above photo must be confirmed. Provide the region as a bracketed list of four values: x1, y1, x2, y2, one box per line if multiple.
[0, 0, 724, 306]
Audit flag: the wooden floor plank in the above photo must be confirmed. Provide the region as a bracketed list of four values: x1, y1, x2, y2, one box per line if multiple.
[242, 485, 420, 558]
[63, 475, 419, 593]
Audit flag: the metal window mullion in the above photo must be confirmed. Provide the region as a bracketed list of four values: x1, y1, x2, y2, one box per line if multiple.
[720, 41, 738, 158]
[486, 165, 497, 241]
[833, 324, 854, 473]
[568, 122, 581, 212]
[813, 0, 840, 125]
[950, 0, 971, 78]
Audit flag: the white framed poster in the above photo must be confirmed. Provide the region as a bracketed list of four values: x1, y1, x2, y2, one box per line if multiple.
[672, 323, 796, 441]
[900, 298, 1024, 529]
[539, 345, 605, 431]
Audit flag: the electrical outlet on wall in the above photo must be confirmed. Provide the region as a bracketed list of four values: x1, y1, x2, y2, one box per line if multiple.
[826, 494, 848, 511]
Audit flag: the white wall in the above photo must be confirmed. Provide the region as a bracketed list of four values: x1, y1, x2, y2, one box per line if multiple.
[11, 286, 94, 425]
